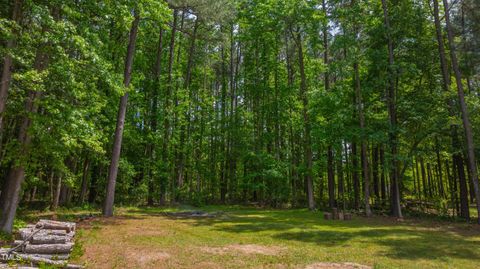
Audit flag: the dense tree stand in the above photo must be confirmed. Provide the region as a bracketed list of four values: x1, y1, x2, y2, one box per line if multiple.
[0, 0, 479, 233]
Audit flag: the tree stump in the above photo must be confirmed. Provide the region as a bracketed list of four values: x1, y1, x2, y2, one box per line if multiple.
[332, 208, 338, 220]
[323, 212, 332, 220]
[344, 213, 352, 220]
[338, 212, 344, 220]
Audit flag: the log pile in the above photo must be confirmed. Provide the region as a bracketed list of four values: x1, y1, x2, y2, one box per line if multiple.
[323, 208, 352, 221]
[0, 220, 83, 269]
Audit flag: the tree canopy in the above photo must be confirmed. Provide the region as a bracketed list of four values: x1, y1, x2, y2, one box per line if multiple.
[0, 0, 479, 233]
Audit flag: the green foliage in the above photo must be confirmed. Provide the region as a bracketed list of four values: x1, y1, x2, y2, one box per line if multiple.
[0, 0, 478, 222]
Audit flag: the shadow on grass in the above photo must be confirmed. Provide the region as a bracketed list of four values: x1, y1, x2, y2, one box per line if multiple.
[178, 208, 480, 262]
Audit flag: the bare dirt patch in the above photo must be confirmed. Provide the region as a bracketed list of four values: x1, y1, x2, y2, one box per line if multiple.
[304, 262, 372, 269]
[124, 248, 170, 267]
[77, 216, 172, 268]
[201, 244, 285, 256]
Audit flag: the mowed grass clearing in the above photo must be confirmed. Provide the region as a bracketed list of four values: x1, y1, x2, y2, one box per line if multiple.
[53, 206, 480, 269]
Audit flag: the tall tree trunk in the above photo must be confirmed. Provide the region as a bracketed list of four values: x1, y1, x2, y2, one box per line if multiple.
[322, 0, 335, 210]
[352, 143, 360, 209]
[420, 158, 428, 198]
[380, 146, 386, 202]
[343, 142, 350, 209]
[147, 27, 164, 206]
[79, 157, 90, 204]
[337, 148, 345, 210]
[228, 23, 238, 202]
[0, 34, 50, 233]
[51, 174, 62, 211]
[327, 146, 335, 208]
[354, 61, 372, 216]
[220, 40, 228, 204]
[48, 170, 55, 203]
[381, 0, 402, 218]
[88, 165, 100, 204]
[441, 0, 480, 223]
[372, 146, 380, 201]
[415, 158, 422, 201]
[454, 153, 470, 219]
[427, 163, 433, 197]
[294, 31, 315, 210]
[435, 139, 445, 198]
[161, 9, 178, 204]
[103, 11, 140, 217]
[173, 11, 187, 199]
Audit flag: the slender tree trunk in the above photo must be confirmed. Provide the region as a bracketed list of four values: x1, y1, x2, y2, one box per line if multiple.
[79, 157, 90, 204]
[343, 142, 350, 209]
[381, 0, 402, 218]
[147, 27, 164, 206]
[228, 23, 238, 202]
[88, 165, 100, 204]
[427, 163, 433, 197]
[220, 41, 228, 204]
[337, 148, 344, 209]
[420, 158, 428, 198]
[454, 154, 469, 219]
[161, 9, 178, 204]
[372, 146, 380, 201]
[354, 61, 372, 216]
[327, 146, 335, 208]
[51, 174, 62, 211]
[380, 146, 386, 202]
[48, 170, 55, 203]
[435, 139, 445, 198]
[173, 12, 188, 199]
[294, 31, 315, 210]
[30, 186, 36, 202]
[412, 160, 417, 200]
[322, 0, 335, 210]
[103, 11, 140, 217]
[352, 143, 360, 209]
[415, 158, 422, 201]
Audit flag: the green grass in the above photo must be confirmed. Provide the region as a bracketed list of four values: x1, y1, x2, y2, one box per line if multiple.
[60, 206, 480, 268]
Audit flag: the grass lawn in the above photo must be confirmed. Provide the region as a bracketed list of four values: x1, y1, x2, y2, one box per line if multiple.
[50, 206, 479, 269]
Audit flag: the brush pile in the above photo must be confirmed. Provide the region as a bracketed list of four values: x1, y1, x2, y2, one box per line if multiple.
[0, 220, 83, 269]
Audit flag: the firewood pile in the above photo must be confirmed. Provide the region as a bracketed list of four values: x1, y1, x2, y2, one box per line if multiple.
[323, 208, 352, 221]
[0, 220, 83, 269]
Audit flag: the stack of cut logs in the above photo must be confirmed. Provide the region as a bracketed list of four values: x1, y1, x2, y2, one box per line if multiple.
[0, 219, 83, 269]
[323, 208, 352, 221]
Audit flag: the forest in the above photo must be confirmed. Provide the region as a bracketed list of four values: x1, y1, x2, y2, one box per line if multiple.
[0, 0, 480, 237]
[1, 0, 480, 268]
